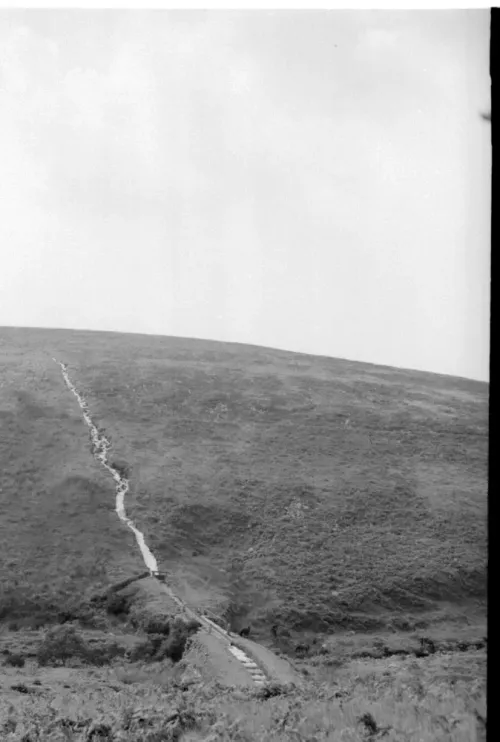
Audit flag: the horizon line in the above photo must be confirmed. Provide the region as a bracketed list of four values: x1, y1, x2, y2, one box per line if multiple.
[0, 322, 489, 385]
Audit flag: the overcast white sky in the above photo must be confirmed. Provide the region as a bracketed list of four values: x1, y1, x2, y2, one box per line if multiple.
[0, 10, 491, 380]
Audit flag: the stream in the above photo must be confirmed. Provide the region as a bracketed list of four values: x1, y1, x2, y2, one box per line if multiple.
[52, 358, 272, 687]
[53, 358, 159, 575]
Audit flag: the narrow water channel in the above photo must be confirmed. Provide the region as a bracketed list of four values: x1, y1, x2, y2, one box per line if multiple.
[53, 358, 159, 574]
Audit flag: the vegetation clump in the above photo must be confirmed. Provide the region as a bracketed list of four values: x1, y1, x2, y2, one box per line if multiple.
[2, 651, 25, 668]
[129, 616, 201, 664]
[36, 625, 126, 667]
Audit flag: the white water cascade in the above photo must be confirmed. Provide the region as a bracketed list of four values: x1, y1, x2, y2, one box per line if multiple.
[53, 358, 272, 687]
[53, 359, 159, 575]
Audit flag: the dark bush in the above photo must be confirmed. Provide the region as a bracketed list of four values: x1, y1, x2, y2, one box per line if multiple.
[106, 593, 129, 617]
[157, 631, 187, 663]
[129, 617, 200, 664]
[157, 618, 201, 663]
[184, 618, 202, 632]
[11, 683, 34, 694]
[142, 616, 172, 635]
[98, 641, 127, 665]
[36, 625, 124, 667]
[3, 652, 25, 668]
[57, 611, 76, 624]
[37, 625, 90, 666]
[128, 636, 159, 663]
[256, 682, 288, 699]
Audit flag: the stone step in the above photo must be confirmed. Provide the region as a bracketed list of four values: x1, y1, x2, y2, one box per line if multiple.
[227, 644, 268, 684]
[229, 648, 248, 660]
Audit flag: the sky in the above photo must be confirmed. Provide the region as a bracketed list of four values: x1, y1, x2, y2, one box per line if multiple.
[0, 10, 491, 381]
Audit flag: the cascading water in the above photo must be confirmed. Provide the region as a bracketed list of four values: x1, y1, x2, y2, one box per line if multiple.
[52, 358, 271, 686]
[53, 359, 159, 575]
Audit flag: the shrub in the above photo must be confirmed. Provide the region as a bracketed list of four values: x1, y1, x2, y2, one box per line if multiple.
[106, 593, 130, 617]
[255, 682, 288, 700]
[157, 619, 201, 663]
[37, 625, 127, 667]
[129, 634, 164, 663]
[156, 631, 187, 663]
[98, 640, 127, 665]
[129, 617, 201, 664]
[3, 652, 25, 668]
[184, 618, 202, 633]
[37, 625, 89, 666]
[142, 616, 172, 635]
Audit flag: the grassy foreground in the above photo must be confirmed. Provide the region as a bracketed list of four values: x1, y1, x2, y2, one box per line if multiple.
[0, 327, 488, 739]
[0, 623, 487, 741]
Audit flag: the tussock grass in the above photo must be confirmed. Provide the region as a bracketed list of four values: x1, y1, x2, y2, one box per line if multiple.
[0, 647, 486, 740]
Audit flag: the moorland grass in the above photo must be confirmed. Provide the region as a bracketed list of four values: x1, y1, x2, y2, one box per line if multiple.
[0, 326, 488, 739]
[0, 635, 486, 741]
[1, 327, 486, 636]
[0, 333, 145, 625]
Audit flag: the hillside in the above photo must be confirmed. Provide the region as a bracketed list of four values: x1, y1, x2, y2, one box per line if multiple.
[0, 327, 488, 636]
[0, 326, 488, 740]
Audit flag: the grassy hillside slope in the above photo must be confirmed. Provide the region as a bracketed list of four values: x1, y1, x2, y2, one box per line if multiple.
[0, 327, 488, 640]
[0, 334, 146, 626]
